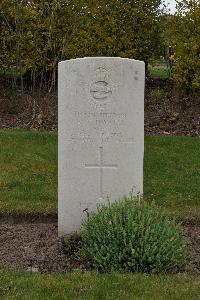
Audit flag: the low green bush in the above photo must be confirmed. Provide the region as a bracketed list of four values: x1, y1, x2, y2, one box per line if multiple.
[82, 198, 188, 273]
[148, 88, 169, 103]
[61, 232, 83, 257]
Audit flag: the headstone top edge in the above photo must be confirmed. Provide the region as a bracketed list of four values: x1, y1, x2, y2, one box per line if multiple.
[58, 57, 145, 66]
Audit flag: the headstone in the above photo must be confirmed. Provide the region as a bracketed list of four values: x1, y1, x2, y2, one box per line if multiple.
[58, 57, 145, 235]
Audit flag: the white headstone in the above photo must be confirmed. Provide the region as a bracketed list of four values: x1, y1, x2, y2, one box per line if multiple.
[58, 57, 145, 235]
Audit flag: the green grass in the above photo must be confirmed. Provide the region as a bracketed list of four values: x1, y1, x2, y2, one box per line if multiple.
[0, 270, 199, 300]
[144, 135, 200, 221]
[0, 67, 26, 77]
[0, 130, 199, 299]
[0, 130, 199, 221]
[148, 66, 171, 79]
[0, 130, 57, 214]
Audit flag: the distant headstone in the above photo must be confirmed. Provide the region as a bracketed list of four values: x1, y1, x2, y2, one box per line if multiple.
[58, 57, 145, 235]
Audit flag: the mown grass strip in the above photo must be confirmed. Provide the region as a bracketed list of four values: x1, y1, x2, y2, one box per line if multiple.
[148, 66, 171, 79]
[0, 130, 199, 221]
[0, 270, 199, 300]
[0, 130, 57, 214]
[144, 135, 200, 221]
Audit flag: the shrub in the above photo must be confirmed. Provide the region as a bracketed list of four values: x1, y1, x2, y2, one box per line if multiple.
[82, 198, 188, 273]
[61, 232, 83, 257]
[164, 1, 200, 92]
[148, 88, 169, 103]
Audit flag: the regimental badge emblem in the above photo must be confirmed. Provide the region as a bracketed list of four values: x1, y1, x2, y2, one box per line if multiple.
[90, 67, 112, 101]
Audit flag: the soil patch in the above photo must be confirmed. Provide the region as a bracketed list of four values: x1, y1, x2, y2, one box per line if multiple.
[145, 101, 200, 137]
[0, 223, 81, 273]
[182, 225, 200, 276]
[0, 80, 199, 136]
[0, 213, 57, 225]
[0, 101, 199, 136]
[0, 222, 199, 275]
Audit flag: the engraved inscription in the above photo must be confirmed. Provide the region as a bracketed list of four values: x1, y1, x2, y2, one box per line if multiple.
[74, 112, 127, 124]
[69, 111, 135, 143]
[85, 146, 118, 199]
[90, 67, 112, 101]
[90, 81, 112, 99]
[134, 70, 139, 80]
[79, 202, 93, 213]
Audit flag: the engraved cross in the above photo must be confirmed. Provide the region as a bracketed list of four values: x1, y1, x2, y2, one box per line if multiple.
[85, 146, 118, 199]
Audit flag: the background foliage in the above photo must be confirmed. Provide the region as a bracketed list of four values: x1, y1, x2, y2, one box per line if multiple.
[0, 0, 199, 93]
[0, 0, 162, 89]
[164, 0, 200, 91]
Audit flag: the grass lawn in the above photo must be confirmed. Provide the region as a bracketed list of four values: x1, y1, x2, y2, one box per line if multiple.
[144, 135, 200, 221]
[0, 130, 199, 221]
[0, 130, 199, 299]
[0, 130, 57, 214]
[0, 270, 200, 300]
[148, 66, 171, 79]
